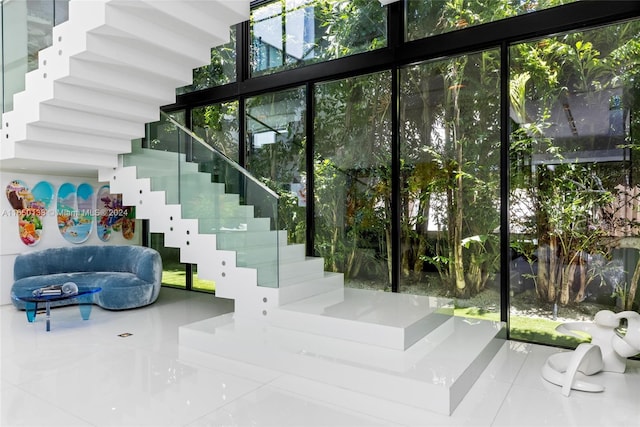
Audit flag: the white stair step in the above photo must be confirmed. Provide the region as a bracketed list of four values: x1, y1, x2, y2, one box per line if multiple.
[271, 288, 454, 350]
[120, 0, 231, 46]
[59, 57, 178, 105]
[216, 229, 287, 249]
[32, 103, 145, 140]
[179, 312, 505, 415]
[42, 81, 161, 124]
[97, 3, 212, 65]
[22, 124, 132, 153]
[277, 271, 344, 305]
[79, 32, 195, 84]
[199, 217, 272, 234]
[276, 257, 326, 285]
[12, 141, 118, 169]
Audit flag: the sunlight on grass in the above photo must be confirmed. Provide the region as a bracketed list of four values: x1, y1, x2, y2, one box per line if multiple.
[454, 307, 589, 348]
[161, 266, 215, 292]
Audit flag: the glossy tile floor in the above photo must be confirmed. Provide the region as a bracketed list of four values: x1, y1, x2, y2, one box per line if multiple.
[1, 287, 639, 427]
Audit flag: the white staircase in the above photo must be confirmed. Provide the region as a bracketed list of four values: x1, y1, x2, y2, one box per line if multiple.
[2, 0, 506, 416]
[1, 0, 247, 173]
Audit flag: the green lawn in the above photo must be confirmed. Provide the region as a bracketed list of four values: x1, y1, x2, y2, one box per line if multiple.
[455, 307, 589, 348]
[161, 264, 215, 292]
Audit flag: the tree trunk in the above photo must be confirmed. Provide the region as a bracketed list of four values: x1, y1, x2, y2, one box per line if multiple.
[573, 254, 587, 303]
[537, 244, 550, 300]
[627, 254, 640, 311]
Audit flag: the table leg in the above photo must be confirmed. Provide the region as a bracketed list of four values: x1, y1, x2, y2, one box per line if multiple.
[25, 302, 37, 322]
[77, 294, 93, 320]
[45, 301, 51, 332]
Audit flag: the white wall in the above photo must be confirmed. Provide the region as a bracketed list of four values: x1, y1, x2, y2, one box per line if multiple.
[0, 171, 141, 305]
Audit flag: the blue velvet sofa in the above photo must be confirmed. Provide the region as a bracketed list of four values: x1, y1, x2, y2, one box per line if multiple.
[11, 245, 162, 311]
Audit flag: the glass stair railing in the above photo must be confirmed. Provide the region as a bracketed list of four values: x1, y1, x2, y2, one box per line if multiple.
[2, 0, 69, 115]
[124, 111, 280, 288]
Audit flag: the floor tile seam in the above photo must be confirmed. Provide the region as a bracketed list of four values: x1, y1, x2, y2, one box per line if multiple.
[264, 373, 432, 426]
[11, 343, 141, 390]
[486, 344, 537, 426]
[8, 378, 98, 426]
[486, 375, 519, 427]
[175, 349, 288, 386]
[191, 379, 283, 424]
[265, 377, 410, 427]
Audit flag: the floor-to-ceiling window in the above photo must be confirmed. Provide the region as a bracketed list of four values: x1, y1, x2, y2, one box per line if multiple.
[250, 0, 387, 77]
[399, 50, 501, 315]
[161, 0, 640, 348]
[508, 20, 640, 346]
[314, 71, 392, 291]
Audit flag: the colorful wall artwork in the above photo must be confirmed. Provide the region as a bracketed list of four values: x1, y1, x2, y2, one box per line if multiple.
[96, 185, 135, 241]
[5, 180, 135, 245]
[57, 182, 95, 244]
[5, 180, 55, 246]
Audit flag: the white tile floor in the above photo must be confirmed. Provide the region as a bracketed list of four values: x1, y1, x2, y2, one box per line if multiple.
[1, 287, 639, 427]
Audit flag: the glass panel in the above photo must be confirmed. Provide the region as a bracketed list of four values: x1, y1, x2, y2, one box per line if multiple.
[128, 112, 281, 288]
[54, 0, 69, 25]
[406, 0, 578, 41]
[192, 264, 215, 292]
[314, 71, 392, 291]
[246, 87, 307, 244]
[251, 0, 386, 77]
[177, 25, 237, 95]
[2, 0, 69, 113]
[1, 1, 3, 118]
[192, 101, 239, 162]
[151, 233, 186, 289]
[3, 0, 49, 111]
[509, 20, 640, 347]
[399, 50, 502, 320]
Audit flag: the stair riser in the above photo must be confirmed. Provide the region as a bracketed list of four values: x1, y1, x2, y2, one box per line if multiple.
[22, 125, 132, 153]
[216, 230, 287, 248]
[102, 4, 212, 64]
[34, 104, 144, 139]
[62, 58, 177, 104]
[199, 217, 271, 233]
[179, 315, 506, 415]
[277, 273, 344, 305]
[46, 82, 161, 123]
[82, 33, 194, 84]
[124, 0, 231, 44]
[13, 143, 118, 168]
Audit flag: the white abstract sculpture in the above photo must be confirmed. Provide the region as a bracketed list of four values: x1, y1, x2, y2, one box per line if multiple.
[541, 310, 640, 396]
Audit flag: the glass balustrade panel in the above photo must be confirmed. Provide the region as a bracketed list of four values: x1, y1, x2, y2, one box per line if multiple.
[126, 112, 280, 288]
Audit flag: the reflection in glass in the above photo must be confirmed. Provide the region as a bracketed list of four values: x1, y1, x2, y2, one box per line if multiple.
[3, 0, 61, 111]
[192, 102, 239, 161]
[246, 87, 307, 244]
[509, 20, 640, 347]
[314, 71, 392, 291]
[251, 0, 386, 76]
[177, 25, 237, 95]
[405, 0, 577, 41]
[399, 50, 501, 317]
[151, 233, 186, 289]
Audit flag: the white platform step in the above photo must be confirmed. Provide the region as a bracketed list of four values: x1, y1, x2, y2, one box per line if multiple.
[179, 311, 505, 415]
[270, 288, 454, 350]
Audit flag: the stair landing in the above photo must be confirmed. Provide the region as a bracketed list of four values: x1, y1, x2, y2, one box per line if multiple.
[179, 309, 505, 415]
[270, 288, 454, 350]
